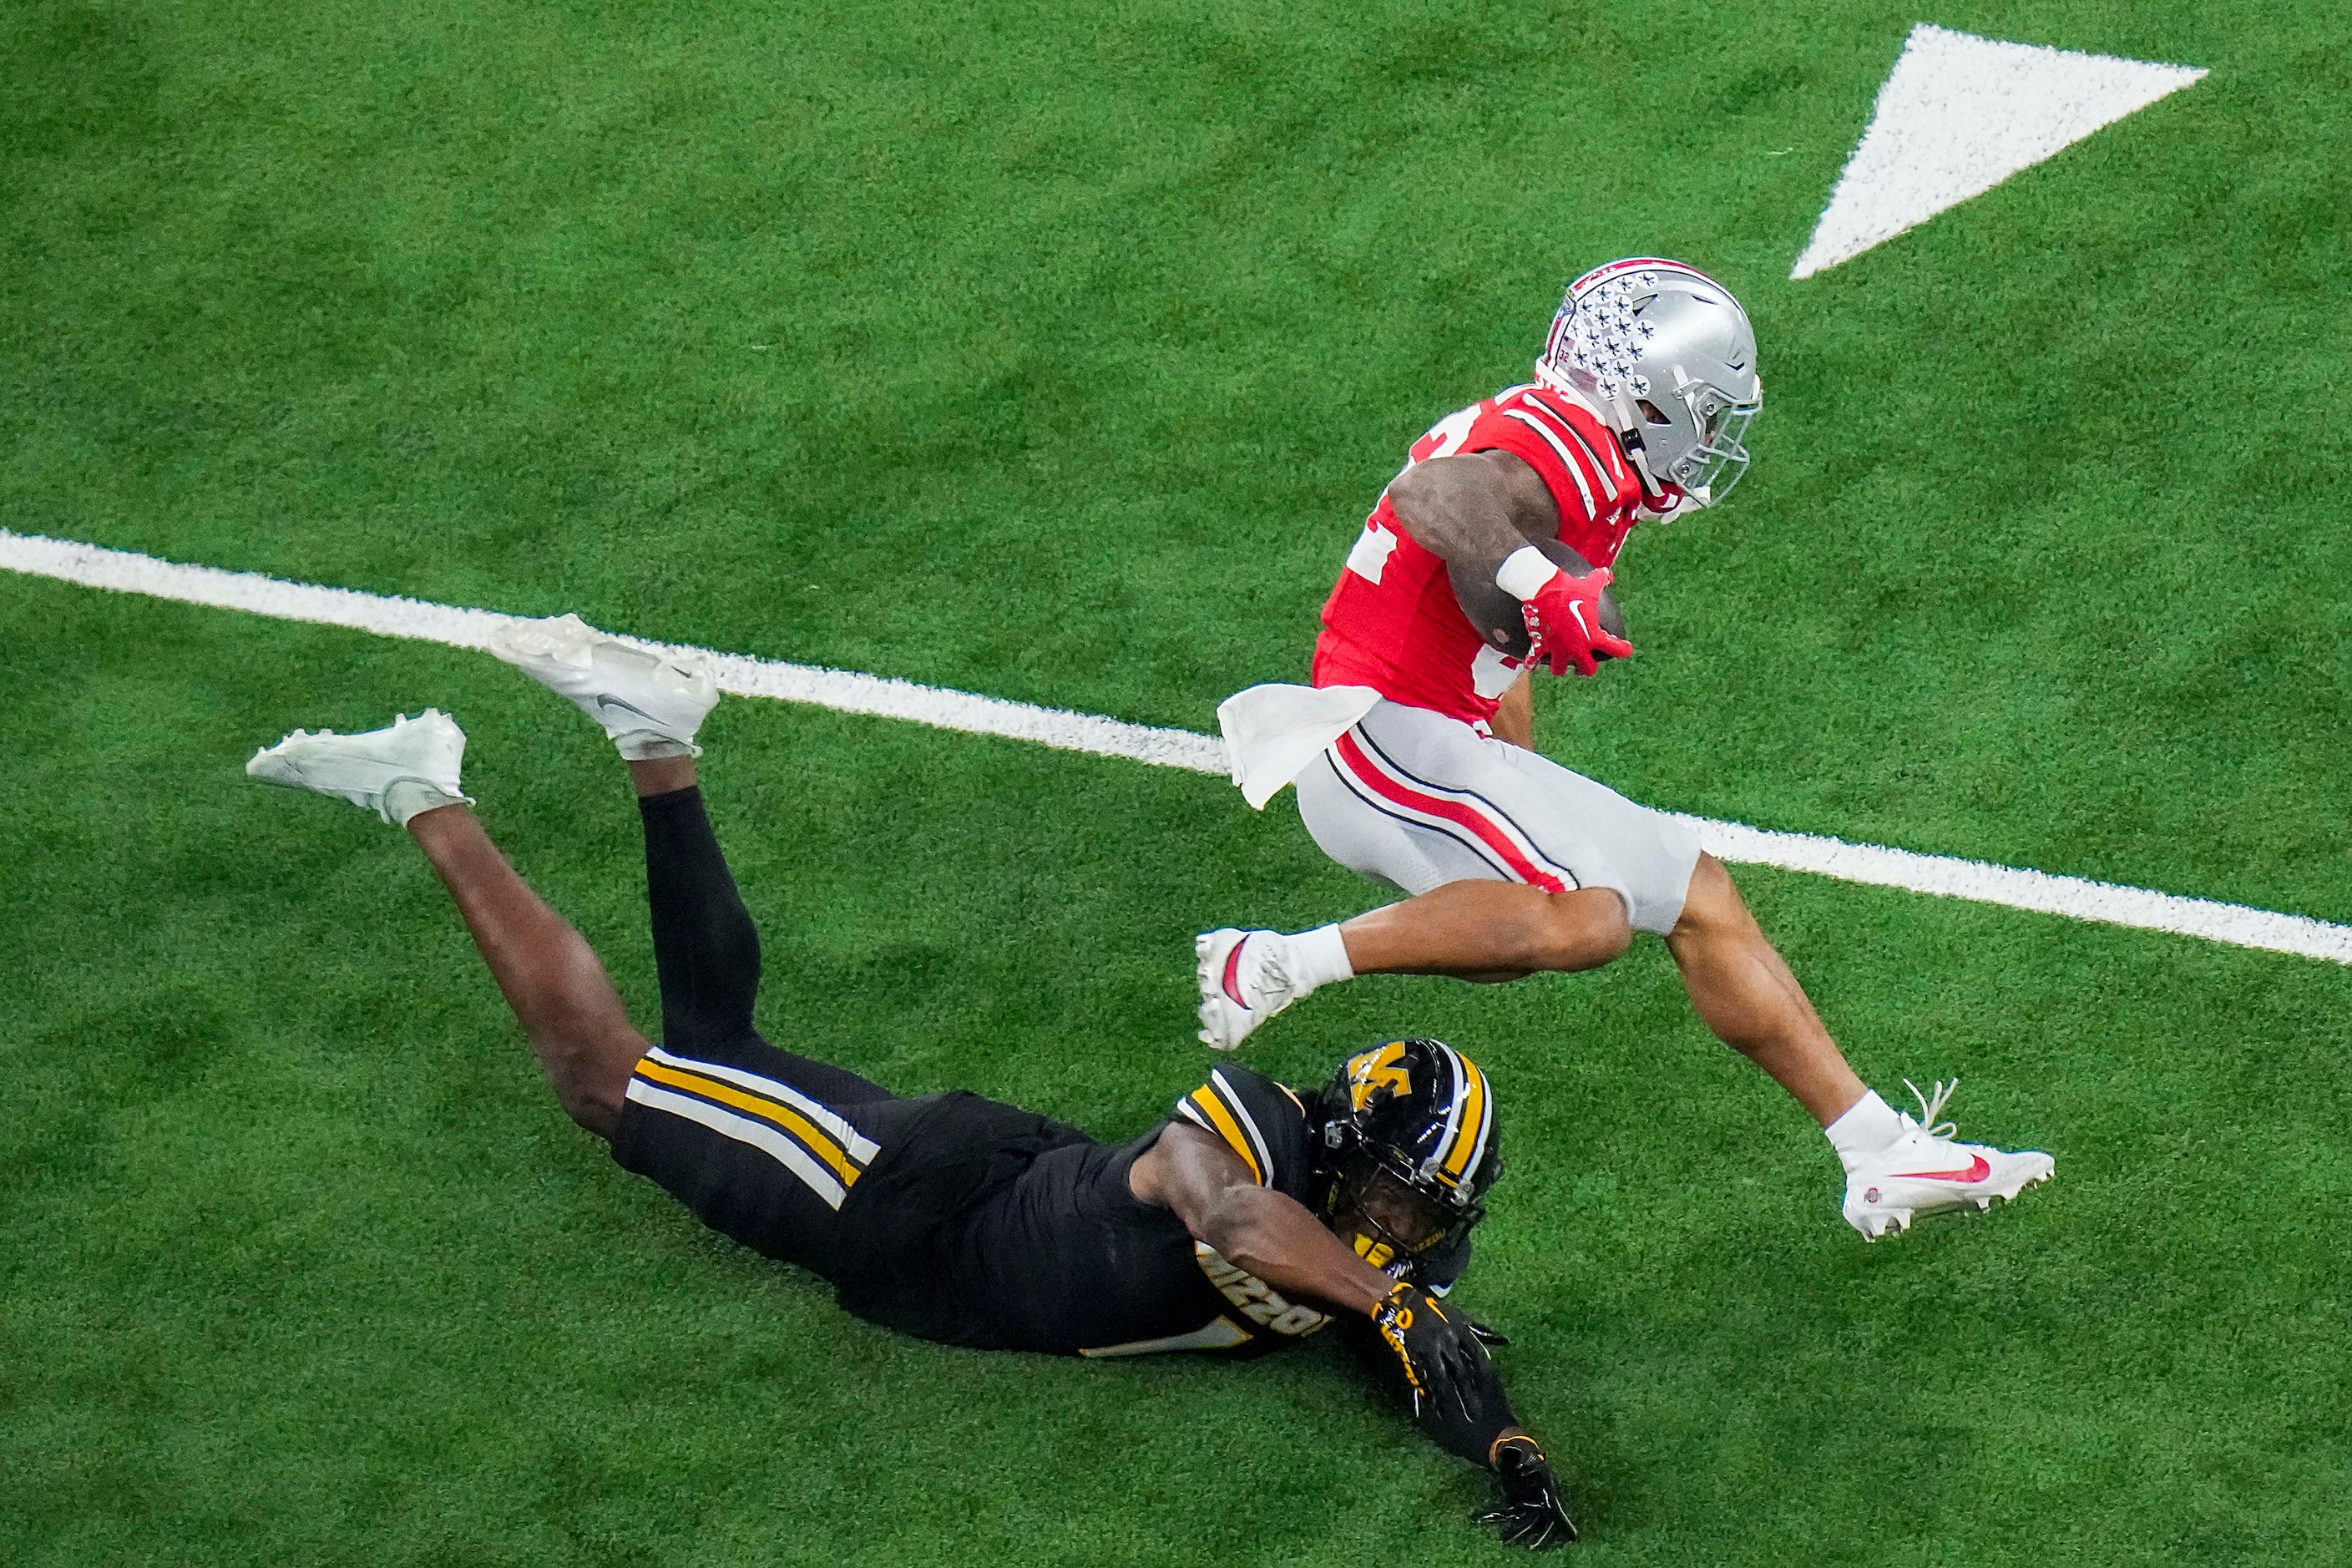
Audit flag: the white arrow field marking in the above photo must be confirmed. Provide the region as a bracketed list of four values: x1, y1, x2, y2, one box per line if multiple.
[5, 529, 2349, 966]
[1793, 24, 2206, 279]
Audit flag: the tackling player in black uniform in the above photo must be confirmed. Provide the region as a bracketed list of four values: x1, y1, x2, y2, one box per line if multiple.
[243, 614, 1580, 1550]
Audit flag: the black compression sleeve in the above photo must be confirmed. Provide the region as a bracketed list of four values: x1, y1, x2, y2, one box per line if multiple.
[639, 787, 762, 1050]
[1341, 1318, 1519, 1467]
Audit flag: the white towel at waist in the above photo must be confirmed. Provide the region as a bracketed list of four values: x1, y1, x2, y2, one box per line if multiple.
[1216, 683, 1383, 809]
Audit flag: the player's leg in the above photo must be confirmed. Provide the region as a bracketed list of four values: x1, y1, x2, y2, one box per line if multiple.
[483, 610, 897, 1110]
[1660, 853, 2052, 1234]
[616, 772, 929, 1288]
[1308, 751, 1861, 1125]
[407, 803, 645, 1138]
[1318, 847, 1859, 1122]
[1662, 852, 1861, 1125]
[481, 616, 917, 1275]
[1199, 702, 1645, 1047]
[245, 709, 645, 1139]
[609, 1012, 903, 1282]
[1333, 881, 1631, 983]
[629, 752, 892, 1107]
[1333, 836, 2051, 1237]
[630, 753, 760, 1052]
[1198, 700, 2054, 1235]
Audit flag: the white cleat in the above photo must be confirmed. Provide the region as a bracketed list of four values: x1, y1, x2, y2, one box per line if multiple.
[1195, 928, 1302, 1051]
[245, 710, 473, 826]
[488, 613, 718, 760]
[1843, 1080, 2054, 1242]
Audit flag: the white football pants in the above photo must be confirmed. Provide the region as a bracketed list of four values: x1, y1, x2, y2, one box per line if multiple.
[1293, 699, 1702, 935]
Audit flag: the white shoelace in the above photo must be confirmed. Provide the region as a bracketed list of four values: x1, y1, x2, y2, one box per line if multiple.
[1902, 1077, 1960, 1141]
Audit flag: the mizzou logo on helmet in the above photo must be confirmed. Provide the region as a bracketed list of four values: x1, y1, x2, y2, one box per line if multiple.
[1338, 1039, 1495, 1195]
[1345, 1040, 1414, 1112]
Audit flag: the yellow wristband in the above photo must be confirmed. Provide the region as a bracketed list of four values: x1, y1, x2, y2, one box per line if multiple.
[1489, 1433, 1542, 1467]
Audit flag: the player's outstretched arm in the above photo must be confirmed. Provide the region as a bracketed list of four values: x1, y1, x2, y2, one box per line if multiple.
[1131, 1126, 1492, 1410]
[1341, 1319, 1579, 1549]
[1132, 1125, 1576, 1546]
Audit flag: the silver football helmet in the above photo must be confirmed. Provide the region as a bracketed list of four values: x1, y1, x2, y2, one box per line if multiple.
[1533, 258, 1762, 508]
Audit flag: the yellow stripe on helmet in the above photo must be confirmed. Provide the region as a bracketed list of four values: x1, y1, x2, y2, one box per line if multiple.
[1438, 1051, 1490, 1185]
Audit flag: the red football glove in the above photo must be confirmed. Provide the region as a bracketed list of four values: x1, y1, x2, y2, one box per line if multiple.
[1520, 567, 1634, 677]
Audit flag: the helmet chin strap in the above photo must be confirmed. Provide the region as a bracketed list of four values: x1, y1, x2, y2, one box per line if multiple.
[1605, 387, 1687, 516]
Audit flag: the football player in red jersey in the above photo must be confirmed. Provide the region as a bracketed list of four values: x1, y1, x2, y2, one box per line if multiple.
[1199, 260, 2052, 1241]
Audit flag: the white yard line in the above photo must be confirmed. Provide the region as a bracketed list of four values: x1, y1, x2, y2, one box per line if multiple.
[8, 528, 2349, 967]
[2, 530, 1224, 772]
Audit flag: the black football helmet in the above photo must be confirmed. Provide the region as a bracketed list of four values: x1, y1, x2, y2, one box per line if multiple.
[1313, 1038, 1502, 1271]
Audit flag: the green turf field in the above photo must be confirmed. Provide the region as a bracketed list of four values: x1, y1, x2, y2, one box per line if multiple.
[6, 0, 2349, 1562]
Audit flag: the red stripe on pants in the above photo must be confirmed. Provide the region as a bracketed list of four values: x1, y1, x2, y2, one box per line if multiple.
[1333, 731, 1568, 894]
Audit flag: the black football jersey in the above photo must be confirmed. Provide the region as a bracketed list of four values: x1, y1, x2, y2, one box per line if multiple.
[928, 1065, 1333, 1356]
[633, 1050, 1502, 1458]
[837, 1064, 1484, 1358]
[828, 1065, 1472, 1357]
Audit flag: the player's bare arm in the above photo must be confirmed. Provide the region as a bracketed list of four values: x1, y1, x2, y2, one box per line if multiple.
[1489, 669, 1536, 751]
[1132, 1120, 1521, 1421]
[1384, 448, 1561, 578]
[1130, 1120, 1397, 1313]
[1135, 1073, 1573, 1547]
[1389, 453, 1630, 677]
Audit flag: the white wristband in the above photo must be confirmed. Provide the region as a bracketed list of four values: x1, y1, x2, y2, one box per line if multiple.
[1495, 545, 1559, 601]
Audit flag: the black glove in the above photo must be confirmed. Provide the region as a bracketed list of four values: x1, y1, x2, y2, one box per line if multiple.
[1465, 1317, 1510, 1348]
[1367, 1281, 1496, 1420]
[1475, 1435, 1578, 1550]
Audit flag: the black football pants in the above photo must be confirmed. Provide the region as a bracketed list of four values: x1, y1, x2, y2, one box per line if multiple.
[615, 787, 928, 1275]
[636, 786, 892, 1105]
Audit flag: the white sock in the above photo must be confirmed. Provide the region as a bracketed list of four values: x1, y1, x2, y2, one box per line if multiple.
[1282, 924, 1355, 995]
[615, 734, 702, 761]
[382, 779, 468, 827]
[1825, 1090, 1904, 1175]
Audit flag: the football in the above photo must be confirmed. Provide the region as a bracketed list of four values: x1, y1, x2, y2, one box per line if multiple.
[1447, 539, 1627, 661]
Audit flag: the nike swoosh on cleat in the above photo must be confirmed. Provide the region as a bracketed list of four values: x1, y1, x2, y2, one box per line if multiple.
[594, 695, 659, 722]
[1889, 1154, 1992, 1182]
[1221, 941, 1252, 1009]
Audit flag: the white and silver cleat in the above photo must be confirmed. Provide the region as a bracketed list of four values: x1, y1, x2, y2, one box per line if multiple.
[1842, 1080, 2054, 1242]
[488, 613, 718, 759]
[245, 710, 473, 826]
[1194, 928, 1301, 1051]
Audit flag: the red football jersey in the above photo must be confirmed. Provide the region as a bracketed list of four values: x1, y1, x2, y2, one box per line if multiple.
[1313, 384, 1645, 726]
